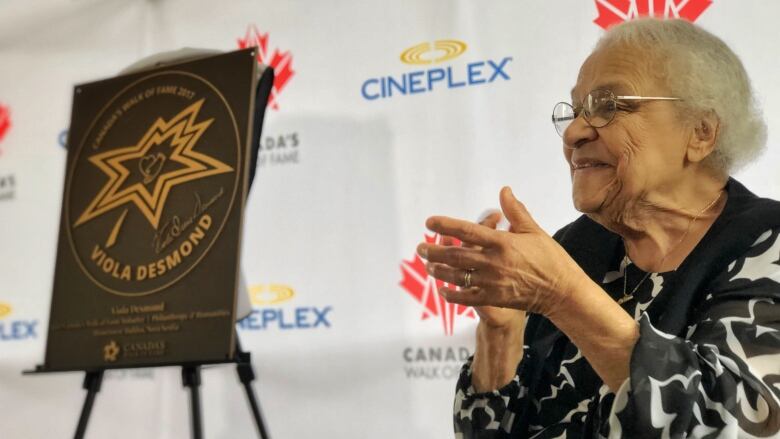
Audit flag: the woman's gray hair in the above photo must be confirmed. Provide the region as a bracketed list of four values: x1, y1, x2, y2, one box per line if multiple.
[595, 18, 766, 174]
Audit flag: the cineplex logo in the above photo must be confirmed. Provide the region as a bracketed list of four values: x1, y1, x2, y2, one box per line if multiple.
[361, 39, 512, 101]
[238, 284, 333, 331]
[0, 302, 39, 342]
[593, 0, 712, 29]
[400, 234, 476, 336]
[238, 25, 295, 110]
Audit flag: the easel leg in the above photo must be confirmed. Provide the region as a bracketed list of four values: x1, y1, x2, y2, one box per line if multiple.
[74, 370, 104, 439]
[182, 366, 203, 439]
[236, 340, 270, 439]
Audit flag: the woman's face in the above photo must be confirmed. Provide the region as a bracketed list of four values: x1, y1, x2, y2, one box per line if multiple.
[563, 46, 691, 219]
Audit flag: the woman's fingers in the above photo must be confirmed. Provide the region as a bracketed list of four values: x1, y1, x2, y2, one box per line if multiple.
[438, 286, 489, 307]
[462, 211, 502, 250]
[425, 262, 499, 288]
[426, 216, 500, 248]
[425, 263, 469, 286]
[499, 187, 540, 233]
[417, 243, 490, 269]
[478, 210, 503, 229]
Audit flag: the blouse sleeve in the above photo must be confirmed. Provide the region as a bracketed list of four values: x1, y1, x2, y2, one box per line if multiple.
[606, 229, 780, 438]
[453, 348, 534, 438]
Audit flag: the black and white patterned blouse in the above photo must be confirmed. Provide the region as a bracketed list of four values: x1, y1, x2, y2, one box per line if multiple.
[454, 227, 780, 438]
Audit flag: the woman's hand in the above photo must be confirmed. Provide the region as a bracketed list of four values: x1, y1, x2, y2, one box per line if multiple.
[443, 211, 526, 329]
[434, 207, 526, 392]
[420, 187, 639, 391]
[417, 187, 586, 318]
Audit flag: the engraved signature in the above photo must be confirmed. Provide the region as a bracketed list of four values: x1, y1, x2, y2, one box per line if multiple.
[152, 187, 224, 254]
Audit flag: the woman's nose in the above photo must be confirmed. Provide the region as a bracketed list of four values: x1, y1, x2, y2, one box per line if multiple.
[562, 114, 597, 148]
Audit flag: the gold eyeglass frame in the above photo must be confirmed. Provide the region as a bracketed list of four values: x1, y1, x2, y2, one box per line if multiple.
[552, 89, 682, 137]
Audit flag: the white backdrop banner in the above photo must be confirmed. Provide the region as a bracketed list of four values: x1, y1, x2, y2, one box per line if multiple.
[1, 1, 778, 438]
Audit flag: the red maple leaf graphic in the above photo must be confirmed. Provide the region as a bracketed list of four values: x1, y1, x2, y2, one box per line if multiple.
[594, 0, 712, 29]
[400, 234, 476, 336]
[0, 104, 10, 155]
[238, 25, 295, 110]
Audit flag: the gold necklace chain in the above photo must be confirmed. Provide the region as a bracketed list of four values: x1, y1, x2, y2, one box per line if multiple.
[617, 190, 724, 305]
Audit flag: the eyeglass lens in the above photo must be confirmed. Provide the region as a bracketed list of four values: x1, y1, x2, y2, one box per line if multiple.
[552, 103, 575, 136]
[551, 90, 617, 136]
[586, 90, 616, 128]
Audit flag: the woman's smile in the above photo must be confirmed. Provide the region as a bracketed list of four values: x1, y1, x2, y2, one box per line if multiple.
[570, 158, 613, 172]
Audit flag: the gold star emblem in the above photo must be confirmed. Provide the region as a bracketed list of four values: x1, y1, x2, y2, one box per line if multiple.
[74, 99, 233, 244]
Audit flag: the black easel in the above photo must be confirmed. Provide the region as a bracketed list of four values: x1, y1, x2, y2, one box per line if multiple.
[234, 340, 271, 439]
[72, 336, 269, 439]
[181, 365, 204, 439]
[74, 370, 104, 439]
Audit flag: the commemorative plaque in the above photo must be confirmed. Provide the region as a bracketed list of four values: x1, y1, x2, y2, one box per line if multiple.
[45, 49, 258, 370]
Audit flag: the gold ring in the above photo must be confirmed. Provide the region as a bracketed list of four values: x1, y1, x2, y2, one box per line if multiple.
[464, 270, 473, 288]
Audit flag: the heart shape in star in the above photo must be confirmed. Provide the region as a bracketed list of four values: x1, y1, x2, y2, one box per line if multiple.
[139, 152, 166, 184]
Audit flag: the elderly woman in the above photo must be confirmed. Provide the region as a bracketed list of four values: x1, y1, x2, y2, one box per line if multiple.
[418, 18, 780, 438]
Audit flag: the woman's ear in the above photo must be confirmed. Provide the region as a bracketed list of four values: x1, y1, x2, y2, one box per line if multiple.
[686, 111, 720, 163]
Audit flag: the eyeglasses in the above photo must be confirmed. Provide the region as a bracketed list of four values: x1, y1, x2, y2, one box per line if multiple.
[551, 89, 681, 137]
